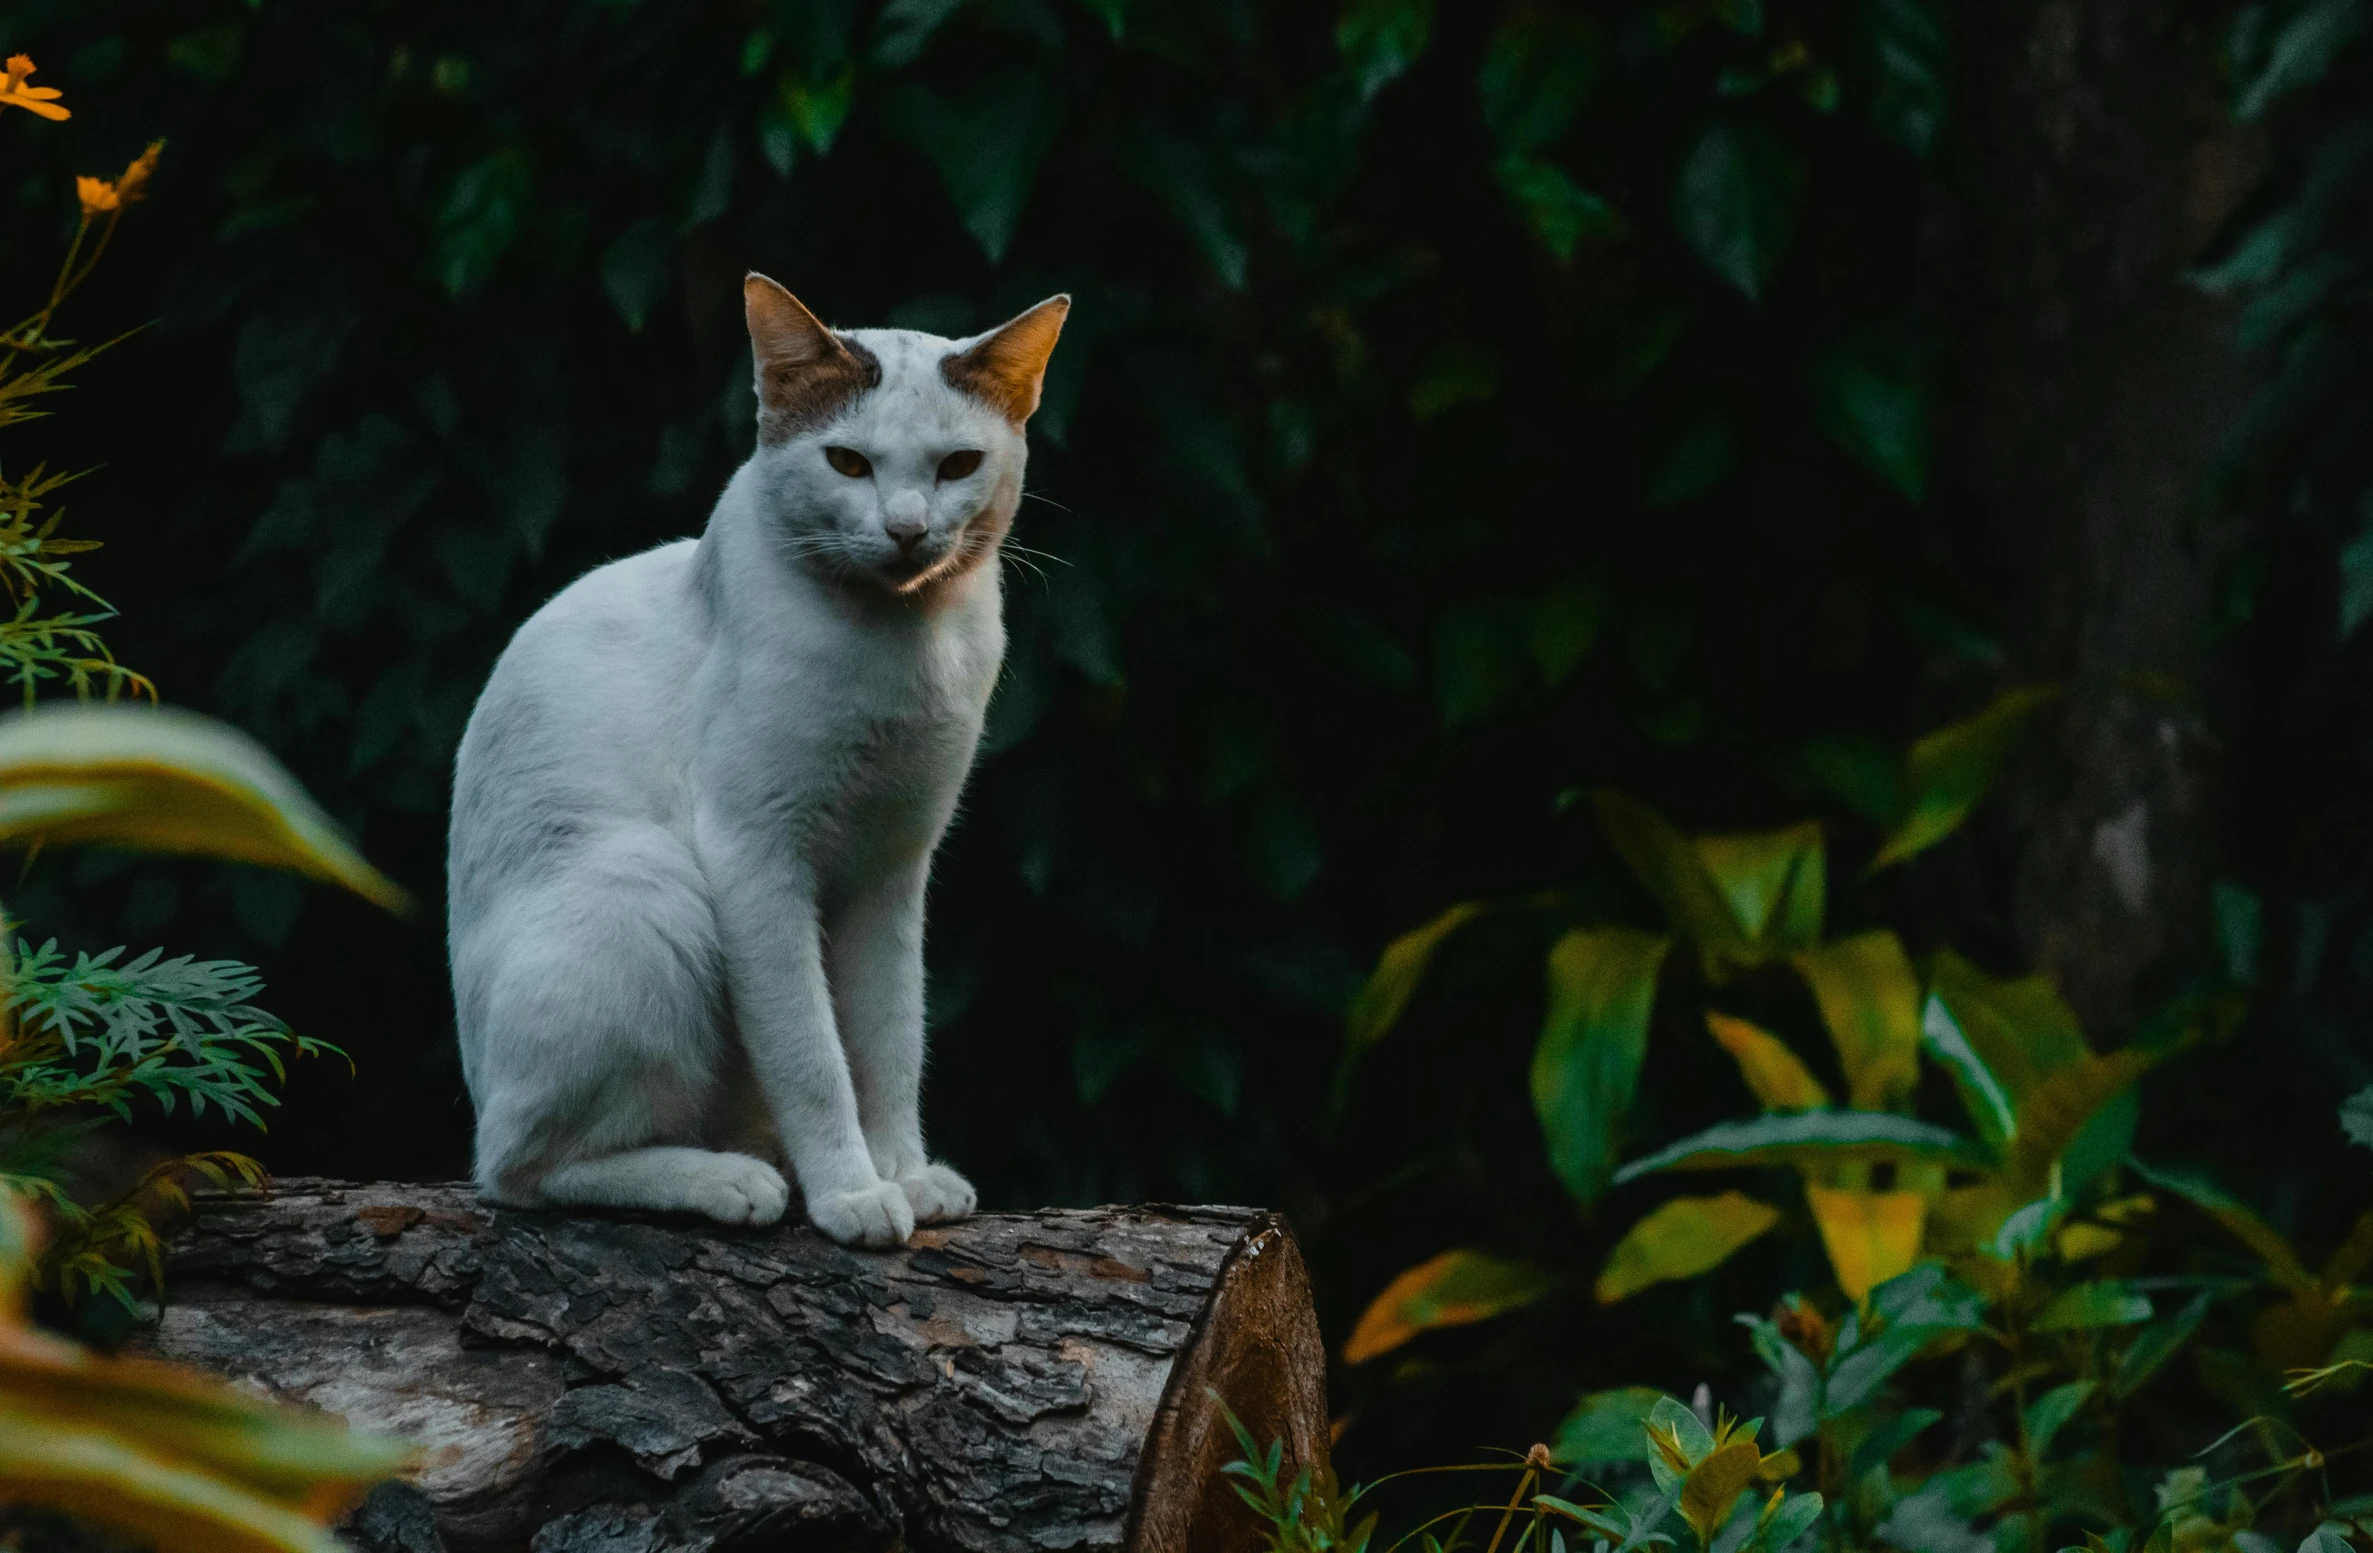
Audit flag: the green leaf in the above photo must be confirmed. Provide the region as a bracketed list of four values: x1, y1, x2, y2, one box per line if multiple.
[1800, 734, 1901, 827]
[1614, 1110, 1982, 1184]
[2113, 1291, 2211, 1397]
[1866, 0, 1947, 157]
[1337, 0, 1434, 101]
[2236, 0, 2367, 120]
[2342, 1085, 2373, 1150]
[433, 149, 531, 297]
[2341, 521, 2373, 638]
[1551, 1387, 1668, 1464]
[599, 219, 672, 332]
[1750, 1492, 1824, 1553]
[1846, 1408, 1941, 1480]
[1824, 1264, 1988, 1414]
[1527, 576, 1604, 685]
[1811, 341, 1928, 500]
[885, 73, 1064, 262]
[1740, 1311, 1822, 1445]
[1534, 928, 1672, 1204]
[2022, 1380, 2094, 1458]
[2211, 880, 2263, 985]
[1479, 10, 1599, 152]
[1648, 1394, 1716, 1486]
[1495, 154, 1623, 261]
[1435, 602, 1525, 726]
[0, 706, 408, 913]
[871, 0, 971, 65]
[1871, 687, 2059, 870]
[1791, 931, 1921, 1111]
[1986, 1197, 2060, 1261]
[1595, 1192, 1781, 1302]
[1672, 120, 1805, 302]
[1924, 948, 2089, 1103]
[2126, 1157, 2313, 1289]
[1919, 993, 2015, 1150]
[2032, 1282, 2154, 1332]
[1342, 1248, 1555, 1363]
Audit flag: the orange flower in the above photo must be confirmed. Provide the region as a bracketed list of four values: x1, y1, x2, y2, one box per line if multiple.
[114, 141, 161, 203]
[74, 143, 163, 218]
[0, 54, 68, 121]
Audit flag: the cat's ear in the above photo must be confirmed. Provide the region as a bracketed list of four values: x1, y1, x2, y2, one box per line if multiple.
[745, 273, 876, 439]
[943, 296, 1071, 425]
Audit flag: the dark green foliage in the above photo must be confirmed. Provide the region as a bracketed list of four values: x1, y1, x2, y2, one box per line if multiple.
[0, 0, 1971, 1218]
[7, 0, 2369, 1513]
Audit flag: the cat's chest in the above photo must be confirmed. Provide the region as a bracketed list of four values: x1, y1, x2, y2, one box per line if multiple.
[714, 603, 998, 794]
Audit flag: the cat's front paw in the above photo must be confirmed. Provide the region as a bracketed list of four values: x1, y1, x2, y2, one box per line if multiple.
[681, 1153, 791, 1226]
[807, 1178, 916, 1248]
[894, 1163, 977, 1225]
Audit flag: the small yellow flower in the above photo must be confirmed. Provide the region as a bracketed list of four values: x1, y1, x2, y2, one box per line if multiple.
[0, 54, 68, 121]
[75, 176, 118, 215]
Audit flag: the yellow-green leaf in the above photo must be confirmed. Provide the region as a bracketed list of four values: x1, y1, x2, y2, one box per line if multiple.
[2003, 1049, 2155, 1198]
[1342, 1249, 1556, 1364]
[1680, 1438, 1764, 1544]
[0, 1406, 351, 1553]
[1924, 948, 2088, 1100]
[1341, 901, 1487, 1065]
[1593, 791, 1745, 955]
[1870, 686, 2059, 870]
[1691, 821, 1825, 952]
[1804, 1187, 1928, 1302]
[0, 706, 409, 913]
[1792, 931, 1922, 1110]
[1596, 1192, 1782, 1303]
[1706, 1012, 1831, 1111]
[1533, 927, 1672, 1204]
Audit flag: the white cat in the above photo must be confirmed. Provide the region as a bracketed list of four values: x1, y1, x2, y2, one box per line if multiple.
[446, 275, 1067, 1247]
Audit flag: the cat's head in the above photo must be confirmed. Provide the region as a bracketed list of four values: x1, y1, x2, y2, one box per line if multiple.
[741, 272, 1067, 601]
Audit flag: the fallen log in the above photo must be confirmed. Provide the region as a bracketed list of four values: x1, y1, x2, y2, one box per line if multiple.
[144, 1179, 1329, 1553]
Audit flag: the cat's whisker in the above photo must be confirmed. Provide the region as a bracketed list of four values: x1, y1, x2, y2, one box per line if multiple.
[1020, 491, 1071, 513]
[1001, 542, 1072, 569]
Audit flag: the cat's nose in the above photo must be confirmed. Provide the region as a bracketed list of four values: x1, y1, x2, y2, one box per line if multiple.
[883, 492, 929, 554]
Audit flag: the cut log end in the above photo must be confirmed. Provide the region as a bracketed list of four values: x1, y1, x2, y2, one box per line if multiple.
[138, 1180, 1329, 1553]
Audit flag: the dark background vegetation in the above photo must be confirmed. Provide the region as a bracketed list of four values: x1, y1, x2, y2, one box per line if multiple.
[3, 0, 2369, 1481]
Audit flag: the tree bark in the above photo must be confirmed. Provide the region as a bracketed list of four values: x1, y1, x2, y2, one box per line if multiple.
[143, 1180, 1328, 1553]
[1951, 0, 2257, 1035]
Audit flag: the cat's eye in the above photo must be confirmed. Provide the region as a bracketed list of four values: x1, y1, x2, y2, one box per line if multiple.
[824, 446, 873, 479]
[937, 450, 984, 482]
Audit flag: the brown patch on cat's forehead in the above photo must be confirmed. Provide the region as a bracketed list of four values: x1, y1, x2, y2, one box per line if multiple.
[745, 272, 883, 444]
[758, 335, 879, 444]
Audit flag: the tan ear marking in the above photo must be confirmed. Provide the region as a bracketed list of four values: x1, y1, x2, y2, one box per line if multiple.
[942, 295, 1071, 425]
[744, 272, 880, 441]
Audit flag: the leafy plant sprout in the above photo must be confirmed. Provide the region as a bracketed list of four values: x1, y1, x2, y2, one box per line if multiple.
[0, 63, 350, 1311]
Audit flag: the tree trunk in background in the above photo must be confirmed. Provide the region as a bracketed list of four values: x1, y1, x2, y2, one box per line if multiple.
[1956, 0, 2256, 1035]
[144, 1182, 1329, 1553]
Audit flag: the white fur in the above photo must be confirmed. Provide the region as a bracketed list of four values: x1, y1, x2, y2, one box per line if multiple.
[448, 321, 1033, 1247]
